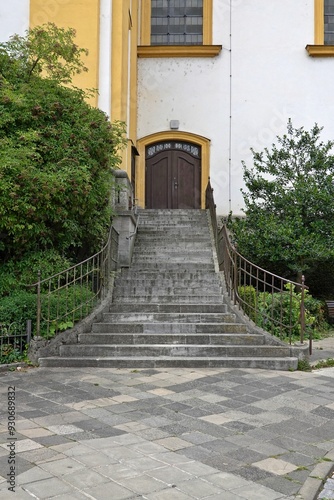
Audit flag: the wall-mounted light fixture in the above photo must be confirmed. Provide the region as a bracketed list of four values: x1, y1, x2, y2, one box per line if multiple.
[170, 120, 179, 130]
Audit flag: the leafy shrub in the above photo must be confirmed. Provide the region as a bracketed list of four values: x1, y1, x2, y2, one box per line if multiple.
[0, 284, 96, 338]
[238, 286, 257, 322]
[0, 344, 24, 364]
[39, 284, 96, 337]
[238, 284, 326, 341]
[0, 250, 74, 298]
[228, 121, 334, 281]
[0, 24, 126, 261]
[0, 291, 37, 333]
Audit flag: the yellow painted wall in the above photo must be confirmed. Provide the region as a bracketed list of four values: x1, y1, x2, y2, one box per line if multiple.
[111, 0, 138, 176]
[29, 0, 139, 177]
[129, 0, 138, 146]
[30, 0, 100, 106]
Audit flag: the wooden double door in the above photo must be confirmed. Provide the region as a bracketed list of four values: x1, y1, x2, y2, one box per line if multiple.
[145, 141, 201, 209]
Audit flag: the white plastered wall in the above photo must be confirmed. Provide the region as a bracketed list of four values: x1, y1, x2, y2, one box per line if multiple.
[137, 0, 334, 215]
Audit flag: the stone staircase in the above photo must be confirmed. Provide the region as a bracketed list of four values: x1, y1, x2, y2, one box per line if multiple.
[39, 209, 299, 369]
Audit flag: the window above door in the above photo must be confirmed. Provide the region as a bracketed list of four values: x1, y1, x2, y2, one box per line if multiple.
[306, 0, 334, 56]
[138, 0, 222, 58]
[151, 0, 203, 46]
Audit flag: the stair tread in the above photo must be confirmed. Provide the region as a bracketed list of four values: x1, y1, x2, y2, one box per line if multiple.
[72, 343, 280, 350]
[41, 356, 296, 360]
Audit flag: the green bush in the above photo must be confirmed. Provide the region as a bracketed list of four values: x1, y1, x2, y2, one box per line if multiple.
[238, 284, 326, 341]
[0, 24, 126, 261]
[0, 284, 96, 338]
[238, 286, 257, 322]
[0, 291, 37, 332]
[0, 344, 24, 364]
[0, 250, 74, 298]
[40, 284, 96, 337]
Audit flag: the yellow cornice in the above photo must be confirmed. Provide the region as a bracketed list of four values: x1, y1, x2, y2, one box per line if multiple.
[306, 44, 334, 56]
[138, 45, 222, 58]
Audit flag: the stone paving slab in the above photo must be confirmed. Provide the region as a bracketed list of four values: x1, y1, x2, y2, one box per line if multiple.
[0, 365, 334, 499]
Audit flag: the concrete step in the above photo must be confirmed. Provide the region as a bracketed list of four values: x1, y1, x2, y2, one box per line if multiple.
[112, 286, 221, 295]
[132, 244, 212, 252]
[138, 209, 207, 215]
[135, 233, 211, 239]
[113, 283, 221, 291]
[78, 333, 264, 345]
[92, 322, 247, 334]
[137, 220, 208, 226]
[138, 212, 207, 218]
[129, 262, 215, 270]
[137, 232, 209, 237]
[79, 333, 264, 346]
[131, 255, 213, 262]
[103, 312, 236, 323]
[114, 277, 221, 286]
[59, 344, 291, 358]
[119, 270, 219, 279]
[138, 213, 208, 220]
[108, 304, 227, 313]
[111, 295, 223, 304]
[39, 356, 298, 370]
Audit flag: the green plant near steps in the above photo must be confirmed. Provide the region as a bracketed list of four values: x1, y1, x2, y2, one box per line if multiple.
[39, 284, 96, 337]
[312, 358, 334, 369]
[238, 286, 257, 322]
[49, 320, 74, 336]
[0, 291, 37, 333]
[297, 358, 312, 371]
[0, 344, 24, 364]
[238, 284, 326, 341]
[0, 285, 95, 338]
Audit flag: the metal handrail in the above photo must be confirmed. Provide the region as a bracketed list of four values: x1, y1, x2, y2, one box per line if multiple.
[127, 211, 140, 240]
[29, 225, 119, 337]
[205, 182, 308, 350]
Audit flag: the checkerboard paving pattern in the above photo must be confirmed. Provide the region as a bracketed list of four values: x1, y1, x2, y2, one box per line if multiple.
[1, 366, 334, 499]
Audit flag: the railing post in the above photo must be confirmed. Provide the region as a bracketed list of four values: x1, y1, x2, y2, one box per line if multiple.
[233, 252, 238, 306]
[300, 275, 306, 347]
[26, 320, 32, 343]
[36, 270, 41, 337]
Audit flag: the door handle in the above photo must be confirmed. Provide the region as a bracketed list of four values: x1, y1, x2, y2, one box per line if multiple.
[173, 178, 178, 189]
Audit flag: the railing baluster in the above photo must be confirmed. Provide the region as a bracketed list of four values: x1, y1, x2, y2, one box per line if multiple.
[36, 270, 41, 337]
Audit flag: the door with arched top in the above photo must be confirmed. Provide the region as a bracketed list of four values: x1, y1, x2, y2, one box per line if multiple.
[145, 141, 201, 209]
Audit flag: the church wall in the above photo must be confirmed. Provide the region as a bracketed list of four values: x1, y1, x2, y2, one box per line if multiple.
[137, 0, 334, 215]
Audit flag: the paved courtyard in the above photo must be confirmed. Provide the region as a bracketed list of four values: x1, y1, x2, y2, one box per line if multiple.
[1, 363, 334, 499]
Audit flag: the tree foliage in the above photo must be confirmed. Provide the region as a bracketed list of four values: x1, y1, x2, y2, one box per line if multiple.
[0, 23, 88, 84]
[228, 120, 334, 280]
[0, 24, 126, 261]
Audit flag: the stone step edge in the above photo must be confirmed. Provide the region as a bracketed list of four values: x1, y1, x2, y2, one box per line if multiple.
[92, 322, 248, 335]
[107, 306, 227, 311]
[61, 344, 291, 350]
[78, 337, 262, 344]
[38, 357, 299, 370]
[84, 332, 253, 336]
